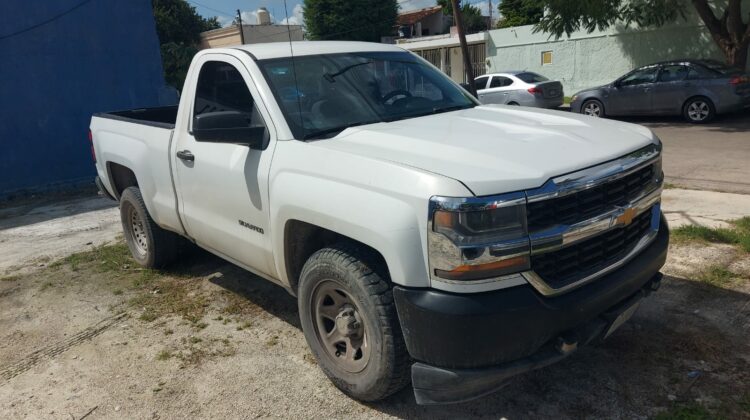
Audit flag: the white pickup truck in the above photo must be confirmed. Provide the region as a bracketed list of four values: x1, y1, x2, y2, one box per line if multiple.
[90, 41, 669, 405]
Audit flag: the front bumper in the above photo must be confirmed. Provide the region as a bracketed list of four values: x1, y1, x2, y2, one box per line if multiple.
[393, 214, 669, 404]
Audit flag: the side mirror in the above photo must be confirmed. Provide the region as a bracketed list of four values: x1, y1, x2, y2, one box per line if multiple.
[193, 111, 269, 150]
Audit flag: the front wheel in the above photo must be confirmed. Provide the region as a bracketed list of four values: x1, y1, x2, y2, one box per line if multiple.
[119, 187, 181, 268]
[683, 97, 714, 123]
[581, 99, 604, 117]
[297, 243, 410, 401]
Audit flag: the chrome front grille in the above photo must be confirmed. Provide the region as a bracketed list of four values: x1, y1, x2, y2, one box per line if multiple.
[530, 206, 653, 289]
[521, 143, 663, 296]
[526, 164, 655, 232]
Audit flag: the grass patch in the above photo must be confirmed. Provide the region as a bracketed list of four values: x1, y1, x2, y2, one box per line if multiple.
[671, 217, 750, 252]
[655, 403, 715, 420]
[156, 350, 172, 361]
[1, 275, 19, 282]
[113, 289, 123, 296]
[663, 182, 677, 190]
[698, 266, 735, 287]
[563, 96, 572, 105]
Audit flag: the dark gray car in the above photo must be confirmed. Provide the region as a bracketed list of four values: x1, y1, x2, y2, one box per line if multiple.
[570, 60, 750, 123]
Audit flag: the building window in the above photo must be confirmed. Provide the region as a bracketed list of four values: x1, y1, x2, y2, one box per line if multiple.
[541, 51, 553, 65]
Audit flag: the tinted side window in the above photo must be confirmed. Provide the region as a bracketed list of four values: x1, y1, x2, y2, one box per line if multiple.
[620, 67, 658, 86]
[688, 65, 719, 80]
[474, 76, 489, 90]
[658, 65, 688, 82]
[193, 61, 264, 131]
[490, 76, 512, 88]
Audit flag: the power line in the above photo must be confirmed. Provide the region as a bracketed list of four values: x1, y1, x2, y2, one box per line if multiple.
[0, 0, 95, 41]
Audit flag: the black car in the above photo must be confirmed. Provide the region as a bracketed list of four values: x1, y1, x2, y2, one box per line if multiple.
[570, 59, 750, 123]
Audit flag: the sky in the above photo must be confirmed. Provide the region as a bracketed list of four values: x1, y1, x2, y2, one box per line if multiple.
[189, 0, 500, 28]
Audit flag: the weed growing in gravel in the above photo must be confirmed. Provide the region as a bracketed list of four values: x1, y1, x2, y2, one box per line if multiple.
[698, 266, 736, 287]
[654, 402, 714, 420]
[156, 350, 172, 361]
[671, 217, 750, 252]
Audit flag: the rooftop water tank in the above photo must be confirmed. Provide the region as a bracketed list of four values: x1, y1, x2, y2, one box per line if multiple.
[257, 7, 271, 25]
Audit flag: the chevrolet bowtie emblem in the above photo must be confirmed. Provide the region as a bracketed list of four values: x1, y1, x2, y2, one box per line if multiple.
[616, 208, 637, 226]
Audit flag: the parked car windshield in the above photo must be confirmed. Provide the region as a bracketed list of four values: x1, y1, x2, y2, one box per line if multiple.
[516, 72, 549, 83]
[258, 51, 477, 139]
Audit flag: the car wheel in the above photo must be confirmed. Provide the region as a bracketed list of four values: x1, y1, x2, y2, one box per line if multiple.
[120, 187, 182, 268]
[298, 243, 410, 402]
[683, 97, 714, 123]
[581, 99, 604, 117]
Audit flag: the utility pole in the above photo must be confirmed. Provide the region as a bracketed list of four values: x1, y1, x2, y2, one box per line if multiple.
[237, 9, 245, 44]
[451, 0, 476, 97]
[487, 0, 492, 31]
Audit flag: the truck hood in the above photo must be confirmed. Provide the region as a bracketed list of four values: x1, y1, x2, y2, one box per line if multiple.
[313, 105, 657, 196]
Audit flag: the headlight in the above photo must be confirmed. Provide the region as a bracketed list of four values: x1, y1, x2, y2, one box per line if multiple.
[571, 95, 578, 103]
[428, 194, 530, 282]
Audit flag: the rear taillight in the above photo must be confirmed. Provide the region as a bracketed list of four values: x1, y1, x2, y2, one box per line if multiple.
[527, 87, 542, 94]
[730, 76, 748, 85]
[88, 129, 96, 163]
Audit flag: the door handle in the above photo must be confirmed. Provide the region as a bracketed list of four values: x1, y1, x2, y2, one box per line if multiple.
[176, 150, 194, 162]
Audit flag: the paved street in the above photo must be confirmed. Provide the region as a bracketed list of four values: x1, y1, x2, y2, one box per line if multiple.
[624, 112, 750, 194]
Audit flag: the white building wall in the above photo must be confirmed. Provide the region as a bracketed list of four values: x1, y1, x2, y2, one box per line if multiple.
[486, 5, 750, 95]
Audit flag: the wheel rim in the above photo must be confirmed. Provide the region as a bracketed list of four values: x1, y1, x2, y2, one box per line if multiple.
[583, 102, 601, 117]
[687, 101, 709, 121]
[126, 205, 148, 257]
[311, 280, 370, 373]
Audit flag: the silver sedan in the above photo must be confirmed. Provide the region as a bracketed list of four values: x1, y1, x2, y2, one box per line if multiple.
[474, 71, 564, 108]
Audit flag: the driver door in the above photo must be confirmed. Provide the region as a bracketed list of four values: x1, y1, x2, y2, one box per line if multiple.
[608, 66, 658, 115]
[172, 55, 277, 277]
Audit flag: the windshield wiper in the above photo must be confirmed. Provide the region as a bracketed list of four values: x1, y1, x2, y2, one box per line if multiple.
[383, 104, 475, 122]
[323, 61, 374, 82]
[303, 120, 380, 140]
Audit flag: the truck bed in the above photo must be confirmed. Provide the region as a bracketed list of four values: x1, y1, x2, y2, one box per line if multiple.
[94, 105, 178, 129]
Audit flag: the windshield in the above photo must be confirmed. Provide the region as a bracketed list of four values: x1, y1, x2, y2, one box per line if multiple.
[258, 51, 477, 139]
[516, 72, 549, 83]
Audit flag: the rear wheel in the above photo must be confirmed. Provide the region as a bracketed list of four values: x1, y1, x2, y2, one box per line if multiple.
[298, 243, 410, 401]
[683, 97, 714, 123]
[581, 99, 604, 117]
[120, 187, 181, 268]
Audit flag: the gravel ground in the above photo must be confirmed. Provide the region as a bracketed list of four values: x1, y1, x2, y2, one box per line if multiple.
[1, 194, 749, 419]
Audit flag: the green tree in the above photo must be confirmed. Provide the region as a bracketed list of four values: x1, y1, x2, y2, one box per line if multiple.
[152, 0, 220, 89]
[436, 0, 487, 34]
[533, 0, 750, 69]
[496, 0, 543, 29]
[303, 0, 397, 42]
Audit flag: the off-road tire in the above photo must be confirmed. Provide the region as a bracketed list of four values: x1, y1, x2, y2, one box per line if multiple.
[119, 187, 181, 268]
[298, 243, 410, 401]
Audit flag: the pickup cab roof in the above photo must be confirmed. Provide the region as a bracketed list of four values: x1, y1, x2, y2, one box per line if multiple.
[233, 41, 406, 60]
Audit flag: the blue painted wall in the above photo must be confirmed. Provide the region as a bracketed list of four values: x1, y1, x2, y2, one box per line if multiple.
[0, 0, 176, 197]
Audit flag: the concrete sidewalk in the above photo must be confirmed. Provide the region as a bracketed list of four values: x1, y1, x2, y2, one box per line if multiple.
[662, 188, 750, 228]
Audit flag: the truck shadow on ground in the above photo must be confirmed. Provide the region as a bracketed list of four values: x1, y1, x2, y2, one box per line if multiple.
[173, 248, 750, 418]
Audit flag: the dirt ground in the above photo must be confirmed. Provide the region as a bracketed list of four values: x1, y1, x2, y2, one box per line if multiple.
[1, 203, 749, 419]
